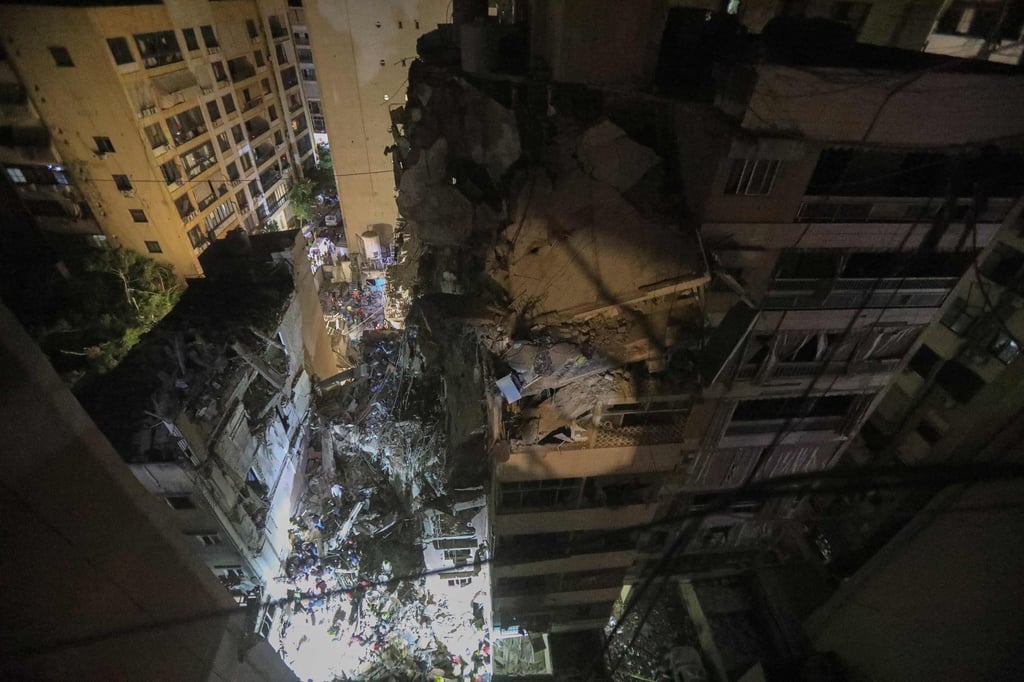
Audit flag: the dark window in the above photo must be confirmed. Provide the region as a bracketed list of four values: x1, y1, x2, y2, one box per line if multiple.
[212, 61, 228, 82]
[49, 46, 74, 67]
[274, 130, 284, 146]
[181, 27, 199, 51]
[134, 30, 183, 68]
[240, 152, 253, 172]
[806, 148, 947, 197]
[226, 161, 239, 181]
[916, 419, 944, 444]
[908, 344, 941, 377]
[246, 19, 259, 39]
[188, 226, 206, 248]
[941, 298, 975, 336]
[145, 240, 162, 253]
[236, 189, 248, 211]
[732, 394, 854, 421]
[275, 43, 289, 65]
[232, 124, 244, 145]
[268, 105, 277, 121]
[106, 37, 134, 65]
[830, 2, 871, 31]
[979, 243, 1024, 288]
[301, 67, 316, 81]
[725, 158, 780, 195]
[775, 252, 838, 279]
[222, 93, 236, 114]
[935, 359, 985, 403]
[94, 136, 115, 153]
[200, 25, 218, 49]
[254, 50, 265, 68]
[129, 209, 148, 223]
[112, 174, 132, 191]
[217, 131, 230, 153]
[166, 495, 195, 510]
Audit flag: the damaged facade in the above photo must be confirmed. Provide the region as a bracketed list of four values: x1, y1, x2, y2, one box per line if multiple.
[79, 229, 342, 599]
[382, 7, 1024, 648]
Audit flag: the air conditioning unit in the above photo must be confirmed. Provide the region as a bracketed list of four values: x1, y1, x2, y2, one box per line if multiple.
[201, 86, 213, 95]
[141, 106, 157, 117]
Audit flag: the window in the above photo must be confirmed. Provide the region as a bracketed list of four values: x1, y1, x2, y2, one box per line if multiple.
[236, 189, 248, 211]
[144, 123, 168, 149]
[180, 141, 217, 178]
[222, 93, 236, 115]
[499, 478, 582, 510]
[129, 209, 148, 223]
[112, 174, 132, 191]
[107, 37, 134, 65]
[189, 532, 222, 546]
[725, 158, 779, 195]
[49, 46, 74, 67]
[188, 225, 206, 248]
[205, 199, 236, 231]
[232, 124, 244, 145]
[181, 27, 199, 51]
[200, 25, 219, 49]
[240, 152, 253, 172]
[206, 100, 221, 124]
[443, 548, 473, 562]
[165, 495, 195, 510]
[94, 136, 115, 153]
[254, 50, 265, 68]
[979, 243, 1024, 289]
[830, 2, 871, 31]
[246, 19, 259, 39]
[6, 167, 26, 183]
[161, 159, 182, 185]
[215, 565, 245, 579]
[134, 30, 183, 68]
[217, 131, 230, 153]
[275, 43, 289, 65]
[274, 130, 284, 146]
[145, 240, 162, 253]
[212, 61, 227, 83]
[935, 359, 986, 402]
[297, 47, 313, 63]
[301, 67, 316, 81]
[312, 115, 326, 133]
[226, 161, 239, 181]
[268, 105, 278, 122]
[941, 298, 975, 336]
[908, 344, 941, 378]
[990, 331, 1022, 364]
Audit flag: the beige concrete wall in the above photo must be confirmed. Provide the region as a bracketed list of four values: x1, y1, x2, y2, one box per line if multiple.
[303, 0, 448, 252]
[498, 442, 684, 482]
[494, 503, 657, 535]
[1, 4, 204, 277]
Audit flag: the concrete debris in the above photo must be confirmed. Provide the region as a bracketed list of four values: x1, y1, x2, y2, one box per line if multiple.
[578, 120, 661, 191]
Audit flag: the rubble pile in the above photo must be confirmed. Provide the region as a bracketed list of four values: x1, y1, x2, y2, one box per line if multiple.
[270, 328, 492, 681]
[605, 584, 701, 682]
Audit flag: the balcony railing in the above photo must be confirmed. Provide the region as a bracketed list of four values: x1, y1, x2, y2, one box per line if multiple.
[184, 157, 217, 179]
[765, 277, 957, 310]
[197, 193, 217, 211]
[246, 118, 270, 140]
[260, 170, 282, 191]
[796, 196, 1014, 224]
[254, 144, 275, 166]
[241, 95, 264, 113]
[725, 415, 845, 436]
[265, 192, 286, 215]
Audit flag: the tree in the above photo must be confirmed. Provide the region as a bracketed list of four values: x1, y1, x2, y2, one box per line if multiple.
[316, 142, 332, 170]
[287, 177, 317, 223]
[32, 247, 183, 384]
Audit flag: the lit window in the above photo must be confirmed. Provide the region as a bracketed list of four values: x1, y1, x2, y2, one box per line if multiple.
[6, 167, 26, 183]
[989, 331, 1021, 364]
[725, 158, 780, 196]
[49, 46, 74, 67]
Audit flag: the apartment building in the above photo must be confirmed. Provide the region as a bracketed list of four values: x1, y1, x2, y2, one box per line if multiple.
[302, 0, 448, 253]
[487, 15, 1024, 633]
[0, 0, 320, 279]
[923, 0, 1024, 63]
[77, 230, 340, 599]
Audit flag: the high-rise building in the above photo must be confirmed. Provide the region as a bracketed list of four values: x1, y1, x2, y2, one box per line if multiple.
[485, 12, 1024, 635]
[0, 0, 321, 279]
[302, 0, 449, 254]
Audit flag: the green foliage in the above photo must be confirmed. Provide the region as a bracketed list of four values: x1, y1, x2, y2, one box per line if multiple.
[287, 177, 317, 222]
[33, 247, 183, 383]
[316, 142, 332, 170]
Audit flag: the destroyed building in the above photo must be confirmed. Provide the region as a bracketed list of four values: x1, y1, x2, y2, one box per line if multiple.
[78, 229, 342, 599]
[379, 8, 1024, 652]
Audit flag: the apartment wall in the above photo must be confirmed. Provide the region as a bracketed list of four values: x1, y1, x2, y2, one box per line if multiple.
[0, 302, 299, 680]
[303, 0, 448, 252]
[1, 4, 205, 277]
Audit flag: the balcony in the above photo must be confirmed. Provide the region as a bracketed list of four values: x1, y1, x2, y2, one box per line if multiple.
[241, 95, 264, 114]
[260, 169, 282, 192]
[245, 117, 271, 141]
[765, 276, 958, 310]
[796, 196, 1015, 225]
[196, 193, 217, 211]
[228, 57, 257, 83]
[280, 67, 299, 91]
[253, 142, 275, 167]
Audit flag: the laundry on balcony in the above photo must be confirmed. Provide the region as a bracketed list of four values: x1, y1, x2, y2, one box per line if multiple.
[150, 69, 200, 110]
